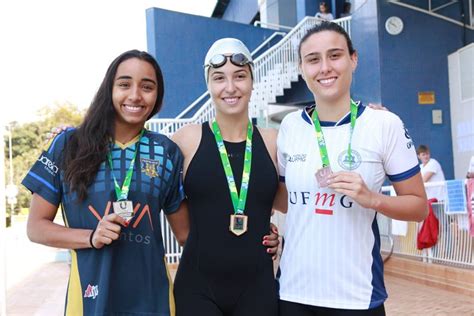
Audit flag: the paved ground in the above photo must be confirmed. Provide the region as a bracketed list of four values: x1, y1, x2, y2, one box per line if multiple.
[6, 262, 67, 316]
[384, 275, 473, 315]
[5, 261, 474, 315]
[3, 223, 474, 315]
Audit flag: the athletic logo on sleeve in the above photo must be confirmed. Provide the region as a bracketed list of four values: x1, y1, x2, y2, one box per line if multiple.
[404, 127, 412, 139]
[38, 154, 59, 175]
[404, 126, 414, 149]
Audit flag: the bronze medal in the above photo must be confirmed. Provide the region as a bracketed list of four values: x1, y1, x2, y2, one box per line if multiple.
[315, 166, 333, 188]
[229, 214, 248, 236]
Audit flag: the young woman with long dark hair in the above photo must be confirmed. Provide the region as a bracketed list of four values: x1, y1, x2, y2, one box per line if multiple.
[23, 50, 188, 315]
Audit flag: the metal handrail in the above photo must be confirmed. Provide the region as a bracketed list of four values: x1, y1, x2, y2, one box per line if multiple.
[174, 91, 210, 119]
[254, 20, 294, 31]
[383, 236, 394, 263]
[250, 31, 286, 56]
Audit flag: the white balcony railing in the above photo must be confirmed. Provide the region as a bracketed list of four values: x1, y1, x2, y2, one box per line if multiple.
[379, 180, 474, 268]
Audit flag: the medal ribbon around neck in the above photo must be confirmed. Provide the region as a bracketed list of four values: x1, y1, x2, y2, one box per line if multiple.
[211, 120, 253, 215]
[311, 99, 358, 169]
[107, 130, 144, 201]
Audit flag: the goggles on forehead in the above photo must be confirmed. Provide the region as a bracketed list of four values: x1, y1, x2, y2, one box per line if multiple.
[205, 53, 252, 69]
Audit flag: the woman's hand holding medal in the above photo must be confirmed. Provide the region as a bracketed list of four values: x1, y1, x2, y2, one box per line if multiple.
[327, 171, 377, 209]
[90, 213, 128, 249]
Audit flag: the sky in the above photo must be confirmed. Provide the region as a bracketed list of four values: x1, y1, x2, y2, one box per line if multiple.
[0, 0, 217, 123]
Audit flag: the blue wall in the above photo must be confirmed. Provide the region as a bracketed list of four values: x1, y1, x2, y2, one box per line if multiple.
[296, 0, 318, 22]
[376, 1, 474, 179]
[222, 0, 259, 24]
[350, 0, 382, 104]
[146, 8, 275, 118]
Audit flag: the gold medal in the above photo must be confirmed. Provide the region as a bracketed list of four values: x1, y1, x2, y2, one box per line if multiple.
[229, 214, 248, 236]
[113, 200, 134, 221]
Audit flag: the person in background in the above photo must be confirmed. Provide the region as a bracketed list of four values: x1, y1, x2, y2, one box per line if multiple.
[466, 155, 474, 179]
[315, 2, 334, 21]
[340, 2, 352, 18]
[417, 144, 446, 200]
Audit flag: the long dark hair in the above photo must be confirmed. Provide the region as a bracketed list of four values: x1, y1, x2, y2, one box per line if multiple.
[298, 21, 356, 63]
[63, 50, 164, 201]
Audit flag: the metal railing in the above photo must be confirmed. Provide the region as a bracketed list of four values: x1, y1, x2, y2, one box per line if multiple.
[379, 180, 474, 268]
[146, 16, 352, 137]
[160, 213, 182, 264]
[254, 21, 294, 31]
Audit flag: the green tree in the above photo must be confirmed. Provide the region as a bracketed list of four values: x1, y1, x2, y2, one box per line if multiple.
[4, 102, 84, 213]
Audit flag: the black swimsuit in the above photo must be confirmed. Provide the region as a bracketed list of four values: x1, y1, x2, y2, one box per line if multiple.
[174, 123, 279, 316]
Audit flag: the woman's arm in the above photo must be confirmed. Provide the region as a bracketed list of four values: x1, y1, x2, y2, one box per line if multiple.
[273, 182, 288, 213]
[28, 193, 91, 248]
[167, 125, 201, 247]
[27, 193, 126, 249]
[171, 124, 202, 178]
[421, 171, 434, 183]
[252, 127, 283, 258]
[328, 171, 428, 222]
[166, 200, 190, 246]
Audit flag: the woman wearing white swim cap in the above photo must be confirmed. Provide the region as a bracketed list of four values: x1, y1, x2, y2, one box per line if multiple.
[172, 37, 286, 316]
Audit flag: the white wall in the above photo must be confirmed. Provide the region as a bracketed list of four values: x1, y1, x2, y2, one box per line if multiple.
[448, 43, 474, 179]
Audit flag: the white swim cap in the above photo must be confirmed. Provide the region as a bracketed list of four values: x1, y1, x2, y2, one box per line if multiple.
[204, 38, 254, 83]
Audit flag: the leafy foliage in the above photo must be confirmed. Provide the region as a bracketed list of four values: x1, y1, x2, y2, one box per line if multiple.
[4, 102, 84, 212]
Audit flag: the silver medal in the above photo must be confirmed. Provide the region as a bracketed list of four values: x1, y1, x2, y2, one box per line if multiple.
[113, 200, 134, 221]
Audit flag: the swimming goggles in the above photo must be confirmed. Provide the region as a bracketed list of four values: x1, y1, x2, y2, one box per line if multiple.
[205, 53, 252, 69]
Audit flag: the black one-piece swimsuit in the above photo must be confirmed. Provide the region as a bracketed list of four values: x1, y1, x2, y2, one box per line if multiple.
[174, 123, 279, 316]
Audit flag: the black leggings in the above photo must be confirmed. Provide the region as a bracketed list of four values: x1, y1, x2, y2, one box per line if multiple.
[279, 300, 385, 316]
[174, 262, 278, 316]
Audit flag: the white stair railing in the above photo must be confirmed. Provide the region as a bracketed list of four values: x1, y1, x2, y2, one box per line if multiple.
[146, 16, 351, 137]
